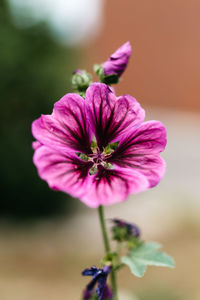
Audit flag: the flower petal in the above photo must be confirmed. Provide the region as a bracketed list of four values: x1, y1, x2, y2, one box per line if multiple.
[32, 141, 42, 150]
[96, 267, 110, 300]
[102, 285, 113, 299]
[32, 93, 92, 154]
[108, 121, 167, 187]
[80, 165, 148, 208]
[33, 146, 93, 199]
[85, 83, 145, 150]
[102, 41, 132, 77]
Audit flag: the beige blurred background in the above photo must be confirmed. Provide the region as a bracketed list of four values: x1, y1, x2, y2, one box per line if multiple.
[0, 0, 200, 299]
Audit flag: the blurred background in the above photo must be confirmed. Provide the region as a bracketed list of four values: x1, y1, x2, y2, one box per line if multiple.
[0, 0, 200, 299]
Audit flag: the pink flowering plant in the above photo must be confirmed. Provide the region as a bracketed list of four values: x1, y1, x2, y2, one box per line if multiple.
[32, 42, 174, 300]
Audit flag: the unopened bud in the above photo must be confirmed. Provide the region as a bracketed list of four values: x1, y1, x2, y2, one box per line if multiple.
[72, 69, 92, 93]
[111, 218, 140, 242]
[94, 42, 132, 85]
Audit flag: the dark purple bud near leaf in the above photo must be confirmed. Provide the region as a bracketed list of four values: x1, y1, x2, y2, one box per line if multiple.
[112, 218, 140, 238]
[127, 223, 140, 238]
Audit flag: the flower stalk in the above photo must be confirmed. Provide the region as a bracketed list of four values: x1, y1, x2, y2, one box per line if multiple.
[31, 41, 174, 300]
[98, 206, 118, 300]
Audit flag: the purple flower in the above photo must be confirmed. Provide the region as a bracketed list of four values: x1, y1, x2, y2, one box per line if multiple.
[83, 288, 93, 300]
[102, 285, 113, 299]
[32, 83, 166, 208]
[83, 285, 112, 300]
[82, 266, 112, 300]
[102, 42, 132, 77]
[113, 219, 140, 238]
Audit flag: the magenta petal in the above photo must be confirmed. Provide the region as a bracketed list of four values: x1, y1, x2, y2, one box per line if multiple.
[32, 141, 42, 150]
[102, 41, 132, 77]
[112, 120, 167, 155]
[115, 94, 145, 139]
[108, 121, 167, 187]
[133, 155, 166, 187]
[80, 166, 148, 208]
[33, 146, 93, 199]
[32, 93, 92, 154]
[85, 83, 145, 149]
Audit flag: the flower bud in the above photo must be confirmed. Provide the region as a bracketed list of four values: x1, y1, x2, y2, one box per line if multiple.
[111, 218, 140, 242]
[72, 69, 92, 93]
[94, 42, 132, 85]
[103, 41, 131, 76]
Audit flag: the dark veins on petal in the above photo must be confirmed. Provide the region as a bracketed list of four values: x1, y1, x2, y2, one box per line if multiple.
[92, 88, 134, 151]
[57, 100, 92, 155]
[95, 165, 129, 190]
[71, 157, 94, 179]
[106, 128, 161, 169]
[44, 153, 93, 182]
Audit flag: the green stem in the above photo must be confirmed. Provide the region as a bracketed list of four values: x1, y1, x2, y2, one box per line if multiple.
[98, 206, 118, 300]
[116, 242, 121, 265]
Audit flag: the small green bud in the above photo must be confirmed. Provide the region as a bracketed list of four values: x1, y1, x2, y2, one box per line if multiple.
[71, 69, 92, 93]
[111, 219, 141, 246]
[111, 225, 128, 242]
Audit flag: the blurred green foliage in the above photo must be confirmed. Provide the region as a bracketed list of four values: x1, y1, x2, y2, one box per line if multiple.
[0, 0, 79, 220]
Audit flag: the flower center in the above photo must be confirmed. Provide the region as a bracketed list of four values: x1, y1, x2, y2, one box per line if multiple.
[89, 150, 105, 164]
[76, 139, 119, 175]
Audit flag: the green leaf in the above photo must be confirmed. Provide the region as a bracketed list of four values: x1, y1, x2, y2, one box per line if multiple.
[121, 242, 175, 277]
[102, 73, 119, 84]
